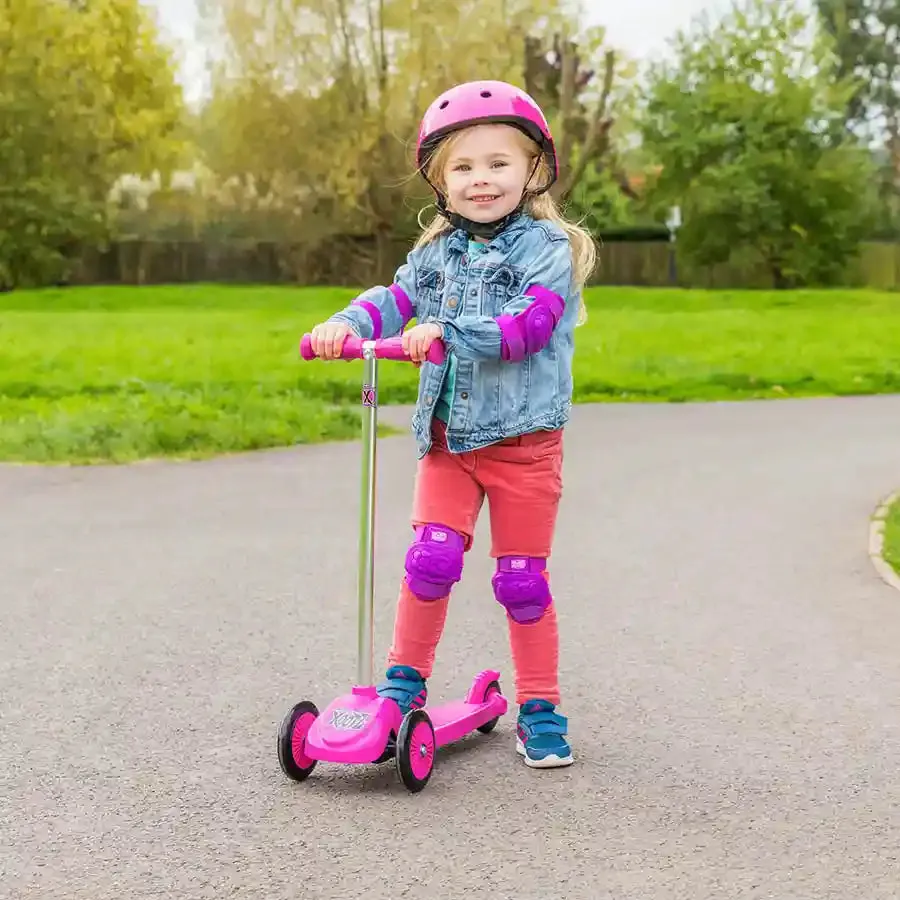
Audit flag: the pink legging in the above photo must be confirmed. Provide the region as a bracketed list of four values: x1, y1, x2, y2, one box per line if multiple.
[386, 420, 563, 705]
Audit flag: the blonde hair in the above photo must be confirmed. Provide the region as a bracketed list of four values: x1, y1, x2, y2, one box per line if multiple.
[413, 125, 596, 324]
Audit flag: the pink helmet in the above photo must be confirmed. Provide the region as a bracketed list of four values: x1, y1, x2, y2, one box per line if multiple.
[416, 80, 558, 189]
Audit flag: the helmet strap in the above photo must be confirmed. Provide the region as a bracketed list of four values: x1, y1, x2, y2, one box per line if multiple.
[435, 196, 524, 240]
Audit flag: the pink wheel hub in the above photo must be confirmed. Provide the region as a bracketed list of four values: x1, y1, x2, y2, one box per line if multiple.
[408, 721, 435, 781]
[291, 711, 316, 769]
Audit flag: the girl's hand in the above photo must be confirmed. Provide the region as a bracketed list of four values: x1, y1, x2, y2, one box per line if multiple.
[309, 321, 354, 359]
[402, 322, 443, 363]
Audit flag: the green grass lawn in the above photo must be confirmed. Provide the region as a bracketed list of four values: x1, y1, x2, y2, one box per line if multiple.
[1, 283, 899, 464]
[883, 496, 900, 577]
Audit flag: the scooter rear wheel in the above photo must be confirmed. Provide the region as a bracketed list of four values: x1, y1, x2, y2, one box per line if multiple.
[395, 709, 435, 793]
[476, 679, 503, 734]
[277, 700, 319, 781]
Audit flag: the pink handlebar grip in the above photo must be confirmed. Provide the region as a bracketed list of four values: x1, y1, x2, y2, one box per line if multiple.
[299, 333, 446, 366]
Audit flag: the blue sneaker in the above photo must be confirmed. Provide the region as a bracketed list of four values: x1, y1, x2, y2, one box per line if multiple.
[516, 699, 574, 768]
[376, 665, 428, 717]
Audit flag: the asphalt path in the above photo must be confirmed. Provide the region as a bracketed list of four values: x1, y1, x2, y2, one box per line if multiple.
[3, 395, 900, 899]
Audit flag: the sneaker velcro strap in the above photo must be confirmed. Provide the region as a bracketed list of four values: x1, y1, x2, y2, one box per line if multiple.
[378, 677, 423, 700]
[520, 710, 568, 736]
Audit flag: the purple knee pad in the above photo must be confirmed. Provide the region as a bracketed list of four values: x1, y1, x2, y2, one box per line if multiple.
[404, 524, 465, 600]
[491, 556, 552, 624]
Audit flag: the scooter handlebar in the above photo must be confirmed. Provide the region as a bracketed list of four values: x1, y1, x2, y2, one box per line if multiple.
[299, 333, 446, 366]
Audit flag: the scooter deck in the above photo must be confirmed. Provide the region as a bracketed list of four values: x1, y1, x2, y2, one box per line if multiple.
[428, 694, 507, 747]
[303, 670, 507, 765]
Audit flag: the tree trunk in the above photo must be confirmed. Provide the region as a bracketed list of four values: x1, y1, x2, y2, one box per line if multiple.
[373, 220, 395, 286]
[548, 47, 617, 205]
[769, 259, 791, 289]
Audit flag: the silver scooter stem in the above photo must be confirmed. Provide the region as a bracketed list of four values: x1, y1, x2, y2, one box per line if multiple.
[357, 341, 378, 687]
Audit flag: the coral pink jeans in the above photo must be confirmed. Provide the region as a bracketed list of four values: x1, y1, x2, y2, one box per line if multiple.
[386, 420, 564, 705]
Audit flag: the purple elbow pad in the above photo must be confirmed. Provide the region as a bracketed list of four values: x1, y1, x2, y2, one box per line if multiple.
[496, 285, 565, 362]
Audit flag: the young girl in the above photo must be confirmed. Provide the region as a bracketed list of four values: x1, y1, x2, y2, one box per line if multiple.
[308, 80, 595, 769]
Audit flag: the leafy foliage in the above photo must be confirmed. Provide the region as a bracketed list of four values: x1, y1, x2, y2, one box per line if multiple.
[816, 0, 900, 230]
[816, 0, 900, 135]
[194, 0, 635, 272]
[639, 0, 878, 286]
[0, 0, 185, 288]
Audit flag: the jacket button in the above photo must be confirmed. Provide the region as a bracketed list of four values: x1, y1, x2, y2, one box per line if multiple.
[448, 297, 458, 308]
[460, 391, 469, 400]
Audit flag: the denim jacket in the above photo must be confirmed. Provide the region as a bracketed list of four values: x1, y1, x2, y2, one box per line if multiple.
[327, 212, 579, 458]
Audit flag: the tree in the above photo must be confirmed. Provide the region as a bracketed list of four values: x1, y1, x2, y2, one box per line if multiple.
[523, 30, 630, 202]
[638, 0, 878, 287]
[195, 0, 610, 278]
[815, 0, 900, 136]
[520, 28, 642, 229]
[0, 0, 186, 288]
[816, 0, 900, 228]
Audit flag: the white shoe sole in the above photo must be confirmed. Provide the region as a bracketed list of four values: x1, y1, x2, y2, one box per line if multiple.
[516, 738, 574, 768]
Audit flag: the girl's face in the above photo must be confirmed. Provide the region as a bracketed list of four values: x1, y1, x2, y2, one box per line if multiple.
[441, 124, 534, 227]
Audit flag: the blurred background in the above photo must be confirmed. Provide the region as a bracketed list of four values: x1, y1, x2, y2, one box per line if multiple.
[2, 0, 898, 292]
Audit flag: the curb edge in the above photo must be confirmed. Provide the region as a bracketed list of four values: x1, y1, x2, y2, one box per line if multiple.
[869, 490, 900, 594]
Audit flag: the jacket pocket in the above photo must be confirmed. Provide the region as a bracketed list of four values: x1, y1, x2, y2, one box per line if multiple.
[482, 264, 524, 317]
[415, 267, 444, 320]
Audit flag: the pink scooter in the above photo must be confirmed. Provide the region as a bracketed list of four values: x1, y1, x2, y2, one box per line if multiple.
[277, 332, 508, 792]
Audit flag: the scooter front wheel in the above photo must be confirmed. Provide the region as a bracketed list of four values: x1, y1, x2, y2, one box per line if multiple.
[277, 700, 319, 782]
[395, 709, 435, 793]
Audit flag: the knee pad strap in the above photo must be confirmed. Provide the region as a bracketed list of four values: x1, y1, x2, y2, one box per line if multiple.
[492, 556, 552, 624]
[404, 523, 465, 600]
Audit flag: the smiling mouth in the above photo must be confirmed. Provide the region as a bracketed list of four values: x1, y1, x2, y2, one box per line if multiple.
[469, 194, 500, 203]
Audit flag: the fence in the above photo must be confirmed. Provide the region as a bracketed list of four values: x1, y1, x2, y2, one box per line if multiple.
[593, 240, 900, 290]
[68, 236, 900, 291]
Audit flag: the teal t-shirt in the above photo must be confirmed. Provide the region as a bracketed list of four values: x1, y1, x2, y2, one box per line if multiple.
[434, 239, 489, 423]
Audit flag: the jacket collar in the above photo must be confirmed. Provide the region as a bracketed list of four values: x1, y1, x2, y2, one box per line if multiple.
[446, 212, 532, 255]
